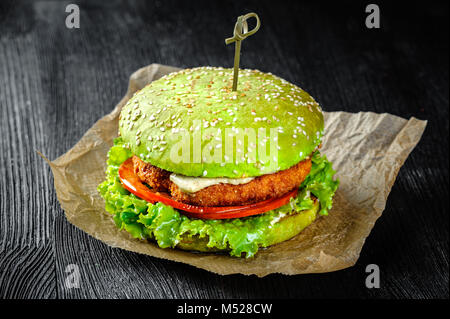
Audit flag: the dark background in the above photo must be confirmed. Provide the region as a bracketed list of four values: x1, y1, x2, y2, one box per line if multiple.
[0, 0, 448, 299]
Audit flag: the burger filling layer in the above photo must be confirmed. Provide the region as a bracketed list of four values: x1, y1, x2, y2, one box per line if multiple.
[132, 154, 312, 207]
[98, 137, 339, 257]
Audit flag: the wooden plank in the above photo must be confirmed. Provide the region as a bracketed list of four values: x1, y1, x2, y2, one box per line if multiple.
[0, 0, 448, 298]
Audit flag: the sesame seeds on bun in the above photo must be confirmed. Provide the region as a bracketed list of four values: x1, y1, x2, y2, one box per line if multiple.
[119, 67, 324, 178]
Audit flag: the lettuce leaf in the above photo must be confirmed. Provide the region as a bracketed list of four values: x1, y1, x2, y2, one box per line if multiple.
[299, 151, 339, 215]
[98, 137, 338, 257]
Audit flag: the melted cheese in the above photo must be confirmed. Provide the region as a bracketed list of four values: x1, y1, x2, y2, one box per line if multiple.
[170, 174, 254, 193]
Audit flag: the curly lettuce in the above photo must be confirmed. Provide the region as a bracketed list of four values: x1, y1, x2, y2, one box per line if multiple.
[299, 152, 339, 215]
[98, 137, 339, 257]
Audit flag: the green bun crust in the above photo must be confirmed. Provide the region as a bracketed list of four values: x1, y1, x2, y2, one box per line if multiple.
[119, 67, 324, 178]
[175, 199, 319, 254]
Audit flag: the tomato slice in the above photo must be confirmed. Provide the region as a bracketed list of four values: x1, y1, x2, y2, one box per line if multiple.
[118, 158, 298, 219]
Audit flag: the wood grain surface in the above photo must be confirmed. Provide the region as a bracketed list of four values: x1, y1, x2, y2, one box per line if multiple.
[0, 0, 448, 299]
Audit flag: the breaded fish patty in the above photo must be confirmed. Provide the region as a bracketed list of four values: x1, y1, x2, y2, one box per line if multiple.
[132, 156, 311, 207]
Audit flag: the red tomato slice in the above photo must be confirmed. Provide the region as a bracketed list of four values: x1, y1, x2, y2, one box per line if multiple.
[118, 158, 298, 219]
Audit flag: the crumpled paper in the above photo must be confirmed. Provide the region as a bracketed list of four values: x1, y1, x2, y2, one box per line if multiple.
[42, 64, 427, 277]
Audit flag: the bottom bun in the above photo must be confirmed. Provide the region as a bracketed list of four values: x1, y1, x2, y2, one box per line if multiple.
[173, 199, 320, 255]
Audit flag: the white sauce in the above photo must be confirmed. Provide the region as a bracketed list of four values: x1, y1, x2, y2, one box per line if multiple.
[270, 212, 287, 226]
[170, 174, 254, 193]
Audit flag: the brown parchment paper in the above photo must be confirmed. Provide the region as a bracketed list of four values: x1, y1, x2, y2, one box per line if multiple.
[42, 64, 427, 277]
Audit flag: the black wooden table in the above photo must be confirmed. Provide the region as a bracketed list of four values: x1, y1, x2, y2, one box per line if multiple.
[0, 0, 448, 299]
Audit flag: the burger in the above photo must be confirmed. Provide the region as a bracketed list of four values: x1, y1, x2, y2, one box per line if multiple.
[98, 67, 338, 258]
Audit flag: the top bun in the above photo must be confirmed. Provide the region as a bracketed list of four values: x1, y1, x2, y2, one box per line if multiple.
[119, 67, 324, 178]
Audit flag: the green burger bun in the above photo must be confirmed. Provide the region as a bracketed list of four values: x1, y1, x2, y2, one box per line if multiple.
[119, 67, 324, 178]
[176, 200, 319, 253]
